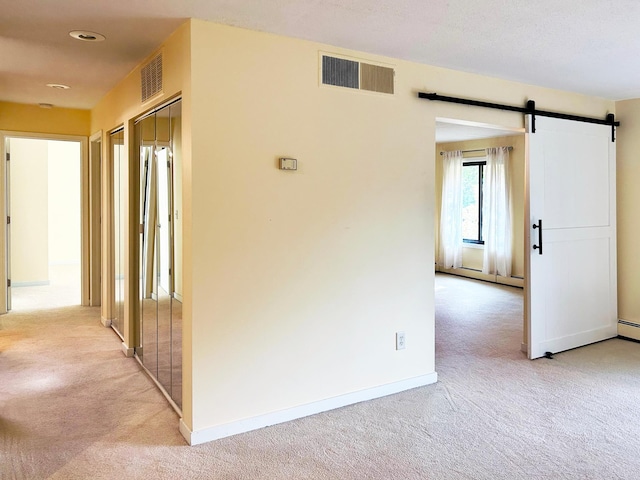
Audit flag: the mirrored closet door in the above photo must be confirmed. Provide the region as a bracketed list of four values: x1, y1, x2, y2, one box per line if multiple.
[136, 100, 182, 409]
[110, 128, 126, 338]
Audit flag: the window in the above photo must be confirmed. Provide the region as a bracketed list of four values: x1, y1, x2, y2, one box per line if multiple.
[462, 160, 485, 244]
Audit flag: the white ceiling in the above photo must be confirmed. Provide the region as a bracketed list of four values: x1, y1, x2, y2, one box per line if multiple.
[2, 0, 640, 110]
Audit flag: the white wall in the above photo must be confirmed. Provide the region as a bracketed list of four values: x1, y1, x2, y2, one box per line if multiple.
[8, 138, 81, 286]
[9, 138, 49, 285]
[48, 140, 81, 265]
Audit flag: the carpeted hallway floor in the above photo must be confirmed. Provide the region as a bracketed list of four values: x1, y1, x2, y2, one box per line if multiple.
[10, 264, 81, 311]
[2, 273, 640, 479]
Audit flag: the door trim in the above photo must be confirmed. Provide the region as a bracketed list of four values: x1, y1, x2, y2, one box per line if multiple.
[0, 130, 89, 313]
[89, 131, 102, 306]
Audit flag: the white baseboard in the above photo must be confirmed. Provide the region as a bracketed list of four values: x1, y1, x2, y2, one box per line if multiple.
[437, 268, 524, 288]
[100, 317, 112, 327]
[121, 342, 135, 357]
[174, 293, 183, 303]
[180, 372, 438, 446]
[12, 280, 50, 287]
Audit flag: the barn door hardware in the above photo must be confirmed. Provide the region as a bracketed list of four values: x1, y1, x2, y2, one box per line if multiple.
[418, 92, 619, 142]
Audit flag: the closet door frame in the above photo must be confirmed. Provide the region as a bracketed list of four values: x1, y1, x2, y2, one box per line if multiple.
[133, 97, 182, 412]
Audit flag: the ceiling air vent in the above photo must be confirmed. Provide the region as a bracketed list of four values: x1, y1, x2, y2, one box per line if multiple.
[321, 54, 394, 95]
[141, 52, 163, 103]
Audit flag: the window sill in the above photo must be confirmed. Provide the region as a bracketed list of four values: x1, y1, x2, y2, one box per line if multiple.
[462, 243, 484, 250]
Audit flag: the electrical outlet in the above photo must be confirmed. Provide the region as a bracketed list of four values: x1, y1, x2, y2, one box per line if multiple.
[396, 331, 406, 350]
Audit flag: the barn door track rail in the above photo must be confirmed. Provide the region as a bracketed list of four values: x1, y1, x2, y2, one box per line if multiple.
[418, 92, 620, 142]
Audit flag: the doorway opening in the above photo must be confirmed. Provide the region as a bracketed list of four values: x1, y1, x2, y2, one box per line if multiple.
[434, 118, 526, 357]
[5, 136, 83, 310]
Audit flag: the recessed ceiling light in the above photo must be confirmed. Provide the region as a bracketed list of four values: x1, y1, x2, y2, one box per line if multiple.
[39, 103, 54, 109]
[69, 30, 106, 42]
[46, 83, 71, 90]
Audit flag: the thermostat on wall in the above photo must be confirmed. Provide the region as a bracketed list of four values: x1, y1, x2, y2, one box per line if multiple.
[279, 157, 297, 170]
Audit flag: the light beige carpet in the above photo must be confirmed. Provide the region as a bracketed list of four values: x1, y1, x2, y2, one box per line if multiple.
[2, 273, 640, 479]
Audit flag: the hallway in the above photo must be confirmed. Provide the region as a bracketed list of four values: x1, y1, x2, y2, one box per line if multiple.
[0, 303, 184, 479]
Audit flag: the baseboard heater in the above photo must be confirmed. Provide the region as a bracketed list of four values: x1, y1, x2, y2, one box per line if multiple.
[618, 320, 640, 343]
[618, 320, 640, 328]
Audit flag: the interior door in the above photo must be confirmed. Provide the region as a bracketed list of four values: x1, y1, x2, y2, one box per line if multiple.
[527, 115, 617, 359]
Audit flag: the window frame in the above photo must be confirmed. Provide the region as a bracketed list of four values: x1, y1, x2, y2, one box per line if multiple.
[462, 160, 486, 245]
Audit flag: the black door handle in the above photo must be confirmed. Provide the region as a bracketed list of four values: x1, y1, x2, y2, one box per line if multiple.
[532, 220, 543, 255]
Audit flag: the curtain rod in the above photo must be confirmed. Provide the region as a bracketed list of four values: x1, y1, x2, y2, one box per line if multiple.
[439, 146, 513, 155]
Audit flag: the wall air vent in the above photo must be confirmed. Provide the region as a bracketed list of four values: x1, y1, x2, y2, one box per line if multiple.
[141, 52, 163, 103]
[322, 56, 359, 89]
[321, 54, 394, 95]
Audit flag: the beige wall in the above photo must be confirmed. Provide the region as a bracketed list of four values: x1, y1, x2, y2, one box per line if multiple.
[0, 102, 90, 136]
[614, 99, 640, 339]
[9, 138, 49, 284]
[186, 19, 614, 437]
[189, 20, 435, 433]
[435, 134, 526, 285]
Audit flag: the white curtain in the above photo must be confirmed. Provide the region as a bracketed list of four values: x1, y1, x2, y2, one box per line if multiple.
[482, 147, 512, 277]
[438, 150, 464, 269]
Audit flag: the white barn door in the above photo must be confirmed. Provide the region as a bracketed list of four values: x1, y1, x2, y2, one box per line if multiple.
[527, 115, 617, 360]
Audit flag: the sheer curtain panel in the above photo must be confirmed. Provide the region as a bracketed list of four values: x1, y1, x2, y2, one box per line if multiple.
[438, 150, 464, 270]
[482, 146, 512, 277]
